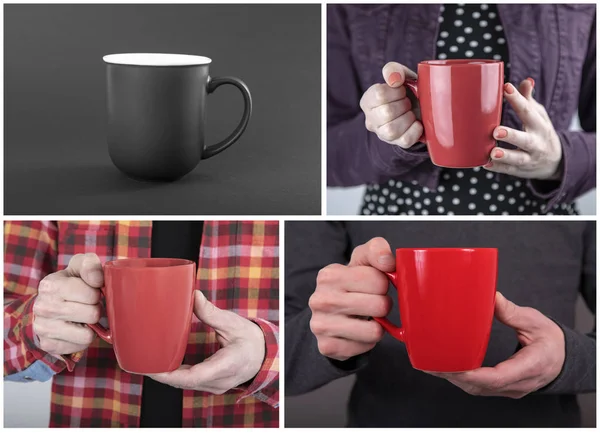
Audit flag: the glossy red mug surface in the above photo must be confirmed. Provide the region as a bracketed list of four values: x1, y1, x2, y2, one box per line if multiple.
[374, 248, 498, 372]
[88, 258, 196, 374]
[405, 59, 504, 168]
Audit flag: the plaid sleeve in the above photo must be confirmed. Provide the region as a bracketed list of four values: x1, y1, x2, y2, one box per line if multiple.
[236, 318, 279, 407]
[4, 221, 81, 376]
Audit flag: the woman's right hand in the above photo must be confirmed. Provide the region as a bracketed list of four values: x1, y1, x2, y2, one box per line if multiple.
[32, 253, 103, 356]
[360, 62, 424, 149]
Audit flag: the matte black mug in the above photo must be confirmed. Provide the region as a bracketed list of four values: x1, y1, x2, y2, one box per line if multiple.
[104, 53, 252, 181]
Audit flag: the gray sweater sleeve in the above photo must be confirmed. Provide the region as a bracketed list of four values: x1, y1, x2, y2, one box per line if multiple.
[284, 221, 367, 396]
[541, 222, 596, 394]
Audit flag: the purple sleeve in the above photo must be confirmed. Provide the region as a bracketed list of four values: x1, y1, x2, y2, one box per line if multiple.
[326, 5, 432, 188]
[528, 14, 596, 208]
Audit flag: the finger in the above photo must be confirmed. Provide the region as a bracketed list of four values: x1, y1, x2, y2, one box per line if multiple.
[59, 302, 101, 324]
[489, 148, 533, 167]
[65, 253, 104, 288]
[376, 110, 419, 148]
[372, 98, 412, 125]
[382, 62, 417, 88]
[34, 316, 96, 345]
[37, 337, 90, 356]
[348, 237, 395, 271]
[148, 364, 194, 387]
[311, 291, 391, 317]
[518, 78, 534, 100]
[311, 314, 385, 343]
[482, 161, 526, 177]
[493, 127, 537, 153]
[494, 292, 541, 332]
[341, 266, 391, 294]
[361, 83, 407, 110]
[437, 348, 536, 392]
[58, 277, 102, 305]
[316, 336, 377, 361]
[503, 83, 543, 129]
[390, 118, 424, 149]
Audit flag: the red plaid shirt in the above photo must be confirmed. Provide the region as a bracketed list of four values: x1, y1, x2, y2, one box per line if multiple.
[4, 221, 279, 427]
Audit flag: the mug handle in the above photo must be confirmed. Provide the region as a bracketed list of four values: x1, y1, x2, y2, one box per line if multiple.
[86, 287, 113, 344]
[372, 272, 405, 342]
[403, 78, 428, 146]
[202, 76, 253, 159]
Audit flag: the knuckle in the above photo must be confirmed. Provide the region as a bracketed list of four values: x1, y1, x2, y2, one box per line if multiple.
[396, 135, 409, 148]
[378, 124, 395, 141]
[309, 316, 327, 336]
[368, 237, 387, 253]
[379, 104, 393, 120]
[38, 277, 58, 296]
[317, 338, 337, 357]
[316, 264, 342, 286]
[374, 85, 386, 103]
[32, 299, 55, 318]
[308, 292, 335, 313]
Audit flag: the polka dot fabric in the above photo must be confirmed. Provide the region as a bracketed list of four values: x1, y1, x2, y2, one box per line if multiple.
[361, 4, 577, 216]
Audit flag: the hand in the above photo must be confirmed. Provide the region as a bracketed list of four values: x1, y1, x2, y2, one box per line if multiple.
[485, 78, 563, 180]
[32, 253, 103, 356]
[429, 292, 566, 399]
[149, 291, 265, 395]
[309, 237, 394, 361]
[360, 62, 424, 149]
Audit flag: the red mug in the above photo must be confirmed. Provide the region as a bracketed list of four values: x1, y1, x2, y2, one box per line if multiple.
[405, 59, 504, 168]
[374, 248, 498, 372]
[88, 258, 196, 374]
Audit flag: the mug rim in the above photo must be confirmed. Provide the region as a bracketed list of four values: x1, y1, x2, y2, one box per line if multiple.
[419, 59, 502, 66]
[103, 53, 212, 67]
[104, 258, 195, 269]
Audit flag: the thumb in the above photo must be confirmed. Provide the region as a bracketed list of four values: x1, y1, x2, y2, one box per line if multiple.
[348, 237, 395, 272]
[494, 292, 538, 332]
[193, 290, 233, 333]
[382, 62, 417, 88]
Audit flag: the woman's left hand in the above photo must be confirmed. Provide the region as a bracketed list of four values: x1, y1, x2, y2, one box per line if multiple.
[484, 79, 563, 180]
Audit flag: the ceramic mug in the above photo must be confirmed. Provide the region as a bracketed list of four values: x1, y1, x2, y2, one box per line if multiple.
[405, 59, 504, 168]
[87, 258, 196, 374]
[374, 248, 498, 372]
[104, 53, 252, 181]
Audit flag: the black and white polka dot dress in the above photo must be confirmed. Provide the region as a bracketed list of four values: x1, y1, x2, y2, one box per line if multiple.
[361, 4, 577, 216]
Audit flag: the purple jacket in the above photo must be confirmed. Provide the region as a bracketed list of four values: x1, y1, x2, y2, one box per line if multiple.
[327, 4, 596, 209]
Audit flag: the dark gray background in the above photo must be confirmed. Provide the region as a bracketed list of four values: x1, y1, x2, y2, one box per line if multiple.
[5, 4, 320, 215]
[286, 292, 596, 427]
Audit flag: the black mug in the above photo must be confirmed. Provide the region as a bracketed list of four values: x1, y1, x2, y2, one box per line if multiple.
[104, 53, 252, 181]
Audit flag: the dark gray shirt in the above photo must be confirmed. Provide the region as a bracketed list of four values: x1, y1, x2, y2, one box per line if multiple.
[285, 221, 596, 427]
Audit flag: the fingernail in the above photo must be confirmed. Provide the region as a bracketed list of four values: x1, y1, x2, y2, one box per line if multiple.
[504, 83, 514, 94]
[378, 254, 395, 266]
[484, 161, 494, 168]
[527, 77, 535, 88]
[388, 72, 402, 87]
[493, 149, 504, 159]
[495, 128, 508, 139]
